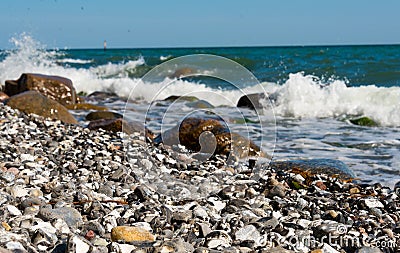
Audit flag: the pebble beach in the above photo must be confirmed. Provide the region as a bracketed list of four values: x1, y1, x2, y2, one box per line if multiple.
[0, 101, 399, 253]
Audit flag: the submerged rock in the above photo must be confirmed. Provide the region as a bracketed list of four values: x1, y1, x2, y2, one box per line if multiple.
[350, 116, 378, 127]
[6, 91, 78, 124]
[164, 95, 199, 102]
[269, 159, 356, 179]
[4, 73, 77, 105]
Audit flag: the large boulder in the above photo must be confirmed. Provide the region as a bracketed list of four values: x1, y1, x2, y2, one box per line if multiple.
[4, 73, 77, 105]
[154, 117, 262, 159]
[6, 91, 78, 124]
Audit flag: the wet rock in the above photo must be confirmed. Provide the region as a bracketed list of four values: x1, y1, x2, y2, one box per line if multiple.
[6, 91, 78, 124]
[85, 111, 122, 121]
[155, 117, 262, 158]
[164, 95, 199, 102]
[350, 116, 378, 127]
[237, 93, 266, 110]
[5, 73, 77, 105]
[87, 91, 118, 100]
[65, 103, 108, 111]
[186, 100, 214, 109]
[269, 158, 356, 179]
[111, 226, 155, 242]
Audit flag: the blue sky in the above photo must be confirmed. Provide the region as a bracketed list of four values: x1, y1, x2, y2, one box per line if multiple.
[1, 0, 400, 49]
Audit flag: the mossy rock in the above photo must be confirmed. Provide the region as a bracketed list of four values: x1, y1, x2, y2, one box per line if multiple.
[350, 117, 378, 127]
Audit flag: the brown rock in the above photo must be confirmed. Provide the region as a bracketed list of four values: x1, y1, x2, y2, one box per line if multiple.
[155, 117, 262, 158]
[65, 103, 108, 111]
[111, 226, 155, 242]
[6, 91, 77, 124]
[4, 73, 77, 105]
[0, 92, 9, 103]
[88, 118, 154, 139]
[85, 111, 122, 121]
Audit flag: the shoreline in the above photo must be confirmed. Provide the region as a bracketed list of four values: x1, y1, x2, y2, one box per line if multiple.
[0, 103, 398, 252]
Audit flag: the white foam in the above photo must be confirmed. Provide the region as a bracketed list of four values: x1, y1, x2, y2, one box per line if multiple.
[271, 73, 400, 126]
[56, 58, 93, 64]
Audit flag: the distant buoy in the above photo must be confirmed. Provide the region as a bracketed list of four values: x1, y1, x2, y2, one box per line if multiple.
[104, 40, 107, 51]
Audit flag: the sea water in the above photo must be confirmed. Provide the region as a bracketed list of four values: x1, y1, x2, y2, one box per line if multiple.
[1, 34, 399, 187]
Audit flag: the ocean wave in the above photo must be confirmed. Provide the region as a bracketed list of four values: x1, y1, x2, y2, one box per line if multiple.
[1, 34, 399, 126]
[56, 58, 93, 64]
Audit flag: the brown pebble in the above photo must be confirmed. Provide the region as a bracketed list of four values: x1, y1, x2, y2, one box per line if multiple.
[1, 222, 11, 231]
[315, 181, 327, 190]
[111, 226, 155, 242]
[349, 187, 360, 194]
[85, 230, 96, 240]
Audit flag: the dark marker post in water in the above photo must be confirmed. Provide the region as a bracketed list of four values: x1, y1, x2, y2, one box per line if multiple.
[104, 40, 107, 51]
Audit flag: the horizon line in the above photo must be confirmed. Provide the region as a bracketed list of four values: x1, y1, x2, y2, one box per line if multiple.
[1, 42, 400, 51]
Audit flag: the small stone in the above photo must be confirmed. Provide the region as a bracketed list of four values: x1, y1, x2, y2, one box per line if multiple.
[39, 207, 83, 228]
[111, 226, 155, 242]
[205, 230, 232, 249]
[30, 189, 43, 197]
[10, 185, 29, 198]
[321, 243, 340, 253]
[92, 238, 108, 247]
[1, 222, 11, 231]
[315, 181, 327, 190]
[85, 230, 95, 240]
[193, 206, 209, 220]
[269, 185, 286, 198]
[349, 187, 360, 194]
[355, 246, 384, 253]
[6, 205, 22, 216]
[172, 210, 192, 222]
[235, 225, 260, 242]
[155, 239, 194, 253]
[1, 172, 15, 183]
[68, 235, 91, 253]
[5, 242, 26, 252]
[363, 198, 384, 208]
[20, 153, 35, 162]
[328, 210, 338, 218]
